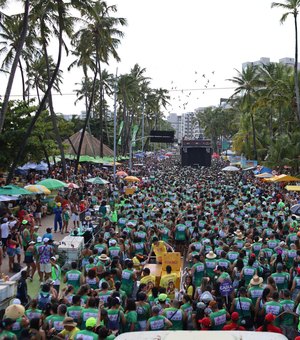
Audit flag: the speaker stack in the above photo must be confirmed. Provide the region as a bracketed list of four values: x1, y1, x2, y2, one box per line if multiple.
[180, 139, 212, 167]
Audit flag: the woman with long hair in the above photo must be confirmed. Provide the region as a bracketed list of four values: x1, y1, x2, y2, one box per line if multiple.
[255, 287, 271, 327]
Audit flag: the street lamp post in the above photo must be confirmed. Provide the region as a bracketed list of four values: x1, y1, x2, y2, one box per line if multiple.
[113, 68, 118, 183]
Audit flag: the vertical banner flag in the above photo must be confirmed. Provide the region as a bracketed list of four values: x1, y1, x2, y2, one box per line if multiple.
[131, 125, 139, 147]
[118, 121, 124, 145]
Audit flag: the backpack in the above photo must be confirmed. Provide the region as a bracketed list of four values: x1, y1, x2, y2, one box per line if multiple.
[38, 292, 51, 310]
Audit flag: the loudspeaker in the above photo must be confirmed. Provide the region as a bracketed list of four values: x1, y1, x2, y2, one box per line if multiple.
[150, 130, 175, 143]
[181, 147, 211, 167]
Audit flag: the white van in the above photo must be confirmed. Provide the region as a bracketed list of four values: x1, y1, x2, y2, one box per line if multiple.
[116, 330, 288, 340]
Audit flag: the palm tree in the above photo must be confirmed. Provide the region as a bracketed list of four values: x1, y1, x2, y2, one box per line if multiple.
[0, 0, 30, 132]
[271, 0, 300, 123]
[228, 65, 264, 160]
[6, 0, 66, 183]
[70, 0, 126, 172]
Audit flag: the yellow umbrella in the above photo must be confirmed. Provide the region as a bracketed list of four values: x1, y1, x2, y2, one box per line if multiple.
[272, 174, 300, 182]
[285, 185, 300, 191]
[24, 184, 51, 195]
[124, 176, 140, 182]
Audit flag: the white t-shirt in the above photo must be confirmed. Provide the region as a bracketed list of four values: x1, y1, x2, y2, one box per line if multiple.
[1, 222, 10, 238]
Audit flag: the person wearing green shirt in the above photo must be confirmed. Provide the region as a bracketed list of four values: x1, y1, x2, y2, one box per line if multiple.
[50, 256, 61, 293]
[0, 318, 17, 340]
[64, 262, 83, 293]
[248, 275, 264, 306]
[280, 290, 296, 339]
[190, 255, 205, 287]
[136, 292, 151, 331]
[286, 232, 298, 246]
[263, 292, 282, 327]
[25, 299, 42, 321]
[241, 258, 257, 286]
[121, 261, 136, 298]
[74, 317, 98, 340]
[146, 306, 172, 331]
[48, 304, 67, 333]
[252, 236, 263, 256]
[291, 267, 300, 300]
[209, 301, 228, 330]
[227, 247, 240, 264]
[124, 299, 138, 332]
[67, 296, 83, 323]
[81, 298, 99, 330]
[217, 252, 231, 270]
[287, 245, 297, 269]
[271, 263, 289, 292]
[174, 223, 187, 242]
[164, 300, 185, 330]
[108, 239, 121, 258]
[230, 287, 254, 329]
[205, 251, 217, 279]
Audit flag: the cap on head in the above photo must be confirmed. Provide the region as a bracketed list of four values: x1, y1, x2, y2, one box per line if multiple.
[86, 317, 96, 328]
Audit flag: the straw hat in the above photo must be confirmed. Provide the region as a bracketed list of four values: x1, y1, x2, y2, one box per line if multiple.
[85, 216, 92, 221]
[206, 251, 217, 259]
[63, 317, 77, 327]
[244, 242, 252, 249]
[99, 254, 109, 261]
[250, 275, 263, 286]
[5, 304, 25, 319]
[235, 230, 244, 239]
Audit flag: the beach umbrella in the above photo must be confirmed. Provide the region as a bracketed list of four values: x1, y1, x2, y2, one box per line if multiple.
[124, 176, 140, 182]
[222, 166, 240, 172]
[0, 185, 32, 196]
[37, 178, 67, 190]
[0, 195, 20, 202]
[116, 171, 128, 177]
[86, 177, 109, 185]
[271, 174, 300, 182]
[255, 173, 273, 178]
[286, 185, 300, 192]
[67, 183, 79, 189]
[24, 184, 51, 195]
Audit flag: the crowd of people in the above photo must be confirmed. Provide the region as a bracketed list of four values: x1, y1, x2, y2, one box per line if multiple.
[1, 156, 300, 339]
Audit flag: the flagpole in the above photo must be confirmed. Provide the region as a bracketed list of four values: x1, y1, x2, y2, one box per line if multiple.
[113, 68, 118, 184]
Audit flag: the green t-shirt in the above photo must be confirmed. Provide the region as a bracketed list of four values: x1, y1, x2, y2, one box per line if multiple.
[148, 315, 166, 330]
[192, 262, 205, 286]
[205, 259, 217, 278]
[81, 308, 98, 329]
[248, 286, 264, 306]
[210, 309, 227, 330]
[280, 299, 295, 326]
[264, 301, 282, 326]
[175, 224, 187, 241]
[0, 330, 15, 339]
[121, 269, 134, 296]
[271, 272, 289, 292]
[25, 308, 42, 320]
[67, 306, 83, 322]
[74, 330, 98, 340]
[49, 315, 65, 332]
[65, 269, 81, 291]
[234, 297, 252, 319]
[164, 307, 184, 330]
[124, 310, 138, 332]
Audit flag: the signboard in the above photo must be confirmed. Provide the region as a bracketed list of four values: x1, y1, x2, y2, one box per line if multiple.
[219, 279, 233, 297]
[182, 139, 211, 148]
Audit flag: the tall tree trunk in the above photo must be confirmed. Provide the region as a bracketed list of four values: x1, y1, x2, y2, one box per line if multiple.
[6, 0, 64, 184]
[0, 0, 30, 132]
[41, 25, 66, 179]
[98, 60, 104, 157]
[250, 113, 258, 160]
[19, 60, 26, 102]
[38, 135, 51, 170]
[75, 67, 98, 174]
[294, 13, 300, 123]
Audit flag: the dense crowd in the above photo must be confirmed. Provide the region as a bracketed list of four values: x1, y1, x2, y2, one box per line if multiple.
[1, 157, 300, 339]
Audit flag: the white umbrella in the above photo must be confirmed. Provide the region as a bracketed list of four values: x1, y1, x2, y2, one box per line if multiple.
[0, 195, 19, 202]
[255, 172, 273, 178]
[222, 166, 240, 172]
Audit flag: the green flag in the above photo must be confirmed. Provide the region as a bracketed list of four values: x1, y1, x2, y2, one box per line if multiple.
[118, 121, 124, 146]
[131, 124, 139, 147]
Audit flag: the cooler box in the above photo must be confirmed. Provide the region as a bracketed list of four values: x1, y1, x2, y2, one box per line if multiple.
[161, 252, 182, 289]
[58, 236, 84, 262]
[143, 263, 162, 287]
